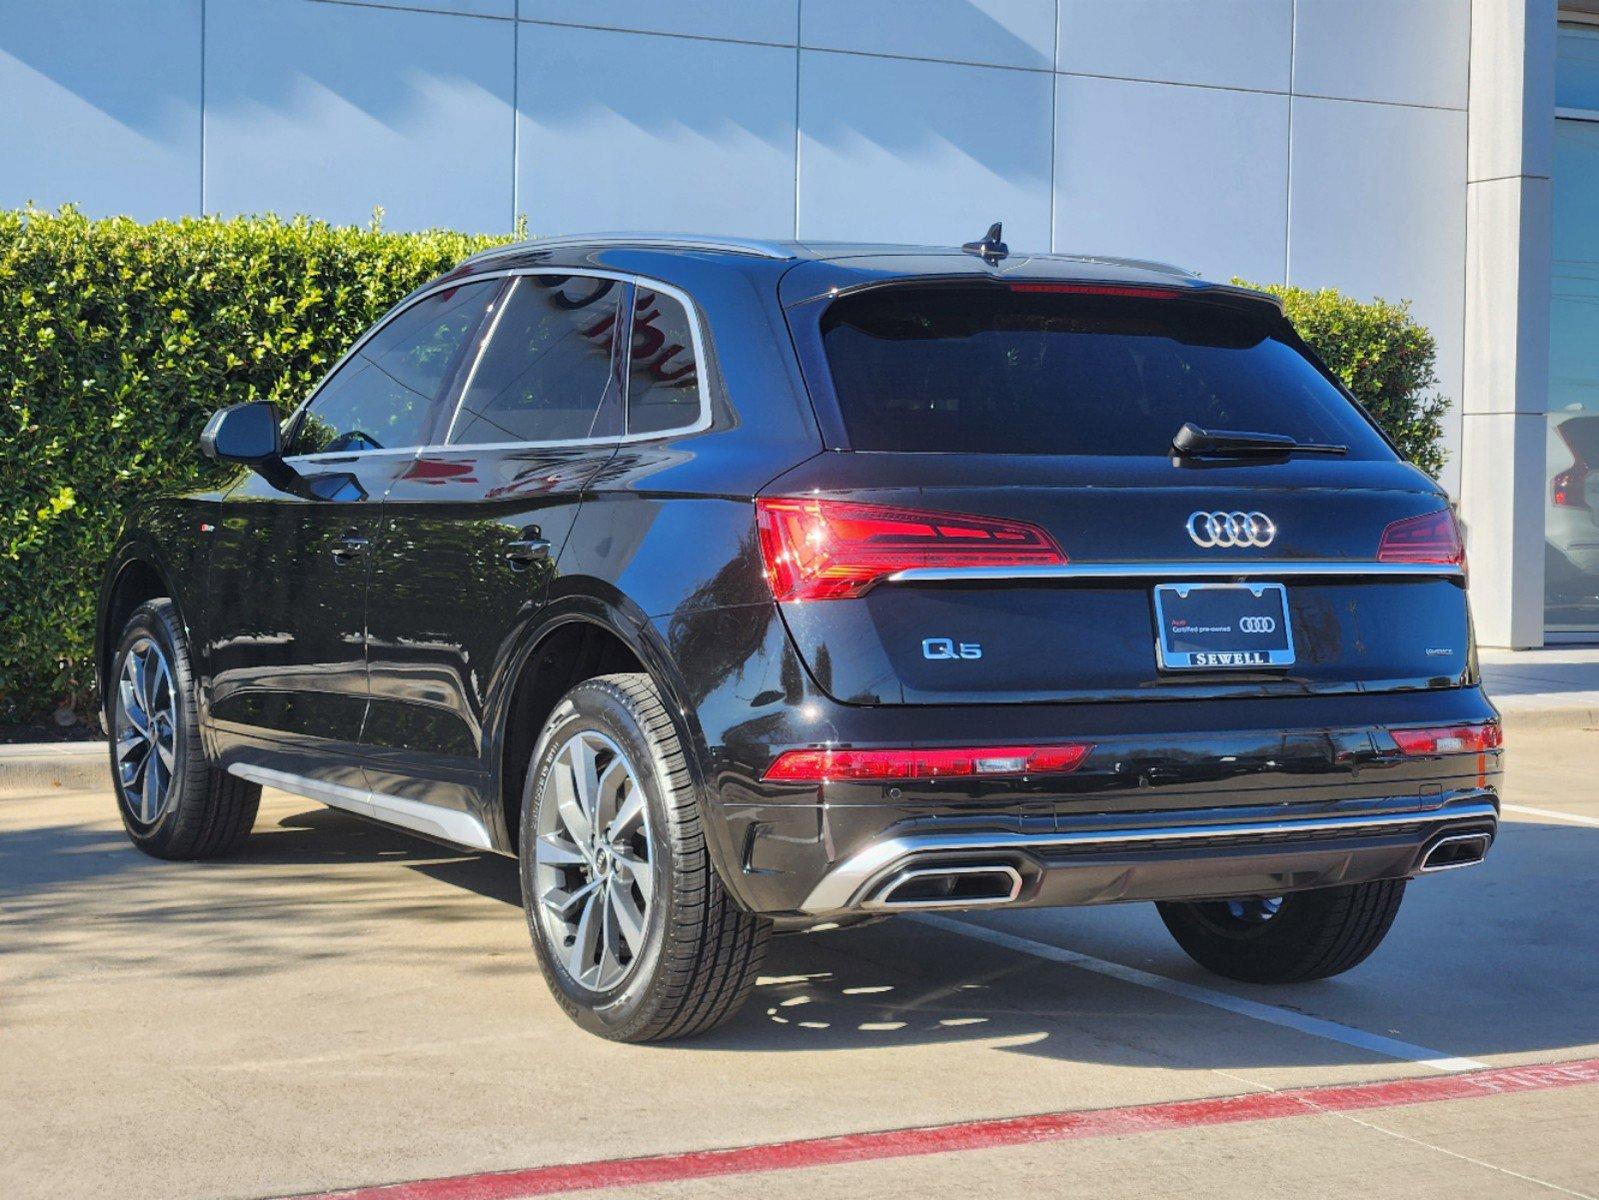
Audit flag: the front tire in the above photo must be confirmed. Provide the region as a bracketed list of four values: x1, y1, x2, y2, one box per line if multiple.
[107, 599, 259, 859]
[519, 673, 769, 1042]
[1156, 880, 1406, 984]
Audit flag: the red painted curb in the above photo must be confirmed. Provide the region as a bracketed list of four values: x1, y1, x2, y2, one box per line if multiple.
[289, 1057, 1599, 1200]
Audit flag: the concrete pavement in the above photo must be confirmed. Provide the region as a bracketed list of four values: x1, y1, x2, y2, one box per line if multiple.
[2, 728, 1597, 1200]
[1480, 645, 1599, 730]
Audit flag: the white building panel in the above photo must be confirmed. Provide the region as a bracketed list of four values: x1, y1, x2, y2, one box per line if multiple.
[0, 0, 201, 219]
[519, 0, 798, 45]
[205, 0, 514, 232]
[1053, 75, 1290, 283]
[1293, 0, 1470, 110]
[320, 0, 514, 17]
[802, 0, 1055, 70]
[517, 24, 797, 238]
[797, 50, 1053, 249]
[1057, 0, 1292, 92]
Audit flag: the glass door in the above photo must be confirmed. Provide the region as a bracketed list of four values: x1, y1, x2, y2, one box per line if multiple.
[1547, 23, 1599, 634]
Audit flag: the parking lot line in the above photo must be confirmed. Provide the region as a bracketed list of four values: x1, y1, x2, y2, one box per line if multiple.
[1503, 803, 1599, 828]
[281, 1058, 1599, 1200]
[912, 914, 1488, 1072]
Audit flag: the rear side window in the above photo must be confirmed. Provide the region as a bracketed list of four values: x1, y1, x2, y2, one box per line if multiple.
[291, 281, 496, 455]
[627, 287, 703, 435]
[448, 274, 622, 445]
[819, 285, 1393, 458]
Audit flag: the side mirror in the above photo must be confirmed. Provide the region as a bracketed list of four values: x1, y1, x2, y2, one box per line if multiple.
[201, 402, 282, 466]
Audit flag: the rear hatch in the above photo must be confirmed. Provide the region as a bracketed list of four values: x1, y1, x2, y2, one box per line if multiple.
[766, 274, 1470, 706]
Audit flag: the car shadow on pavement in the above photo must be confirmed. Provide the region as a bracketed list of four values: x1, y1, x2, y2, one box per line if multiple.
[7, 798, 1599, 1071]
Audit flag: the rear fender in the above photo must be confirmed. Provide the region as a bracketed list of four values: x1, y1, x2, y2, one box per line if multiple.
[484, 584, 750, 903]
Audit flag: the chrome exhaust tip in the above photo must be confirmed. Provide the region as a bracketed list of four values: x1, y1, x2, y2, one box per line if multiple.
[862, 864, 1024, 910]
[1420, 831, 1493, 874]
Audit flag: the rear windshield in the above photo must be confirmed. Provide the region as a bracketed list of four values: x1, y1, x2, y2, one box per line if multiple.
[819, 285, 1393, 458]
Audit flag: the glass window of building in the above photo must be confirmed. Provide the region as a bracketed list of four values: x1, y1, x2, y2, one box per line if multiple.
[1547, 21, 1599, 633]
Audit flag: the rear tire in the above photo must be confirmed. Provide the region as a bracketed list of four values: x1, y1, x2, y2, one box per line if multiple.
[519, 672, 770, 1042]
[107, 599, 260, 859]
[1156, 880, 1406, 984]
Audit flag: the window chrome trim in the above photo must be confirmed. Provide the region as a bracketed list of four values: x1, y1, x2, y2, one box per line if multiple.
[885, 560, 1465, 584]
[281, 265, 714, 459]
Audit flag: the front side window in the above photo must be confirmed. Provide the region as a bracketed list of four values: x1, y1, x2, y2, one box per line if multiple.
[290, 281, 496, 455]
[627, 287, 703, 435]
[448, 274, 622, 445]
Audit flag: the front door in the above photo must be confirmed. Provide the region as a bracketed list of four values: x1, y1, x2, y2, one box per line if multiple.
[204, 279, 501, 788]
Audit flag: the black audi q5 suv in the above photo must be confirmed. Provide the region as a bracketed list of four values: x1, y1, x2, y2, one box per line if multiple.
[98, 231, 1502, 1041]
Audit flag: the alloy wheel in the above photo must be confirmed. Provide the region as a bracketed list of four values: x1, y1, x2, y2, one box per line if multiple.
[114, 637, 178, 824]
[1223, 896, 1285, 924]
[532, 730, 656, 992]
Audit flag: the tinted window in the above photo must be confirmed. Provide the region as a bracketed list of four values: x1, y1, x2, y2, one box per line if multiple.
[290, 282, 495, 455]
[448, 274, 622, 445]
[627, 287, 703, 435]
[820, 285, 1393, 458]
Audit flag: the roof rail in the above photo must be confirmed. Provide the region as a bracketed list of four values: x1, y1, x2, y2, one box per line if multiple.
[460, 233, 797, 266]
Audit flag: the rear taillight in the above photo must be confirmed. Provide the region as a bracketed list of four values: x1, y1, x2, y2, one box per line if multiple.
[1552, 462, 1590, 509]
[755, 497, 1066, 602]
[1377, 509, 1464, 566]
[1389, 723, 1502, 755]
[763, 743, 1092, 782]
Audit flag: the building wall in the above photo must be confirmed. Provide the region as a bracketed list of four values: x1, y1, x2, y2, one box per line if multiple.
[1, 0, 1473, 490]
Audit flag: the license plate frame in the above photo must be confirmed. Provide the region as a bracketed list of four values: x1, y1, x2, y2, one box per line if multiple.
[1153, 582, 1296, 671]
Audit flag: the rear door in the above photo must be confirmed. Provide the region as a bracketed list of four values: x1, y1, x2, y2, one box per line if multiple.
[361, 270, 625, 834]
[768, 279, 1470, 706]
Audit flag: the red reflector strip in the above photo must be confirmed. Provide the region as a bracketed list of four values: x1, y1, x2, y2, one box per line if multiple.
[763, 744, 1091, 782]
[1008, 282, 1184, 299]
[1390, 723, 1503, 755]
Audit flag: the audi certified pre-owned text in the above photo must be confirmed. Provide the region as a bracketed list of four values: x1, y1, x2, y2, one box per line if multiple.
[97, 230, 1501, 1040]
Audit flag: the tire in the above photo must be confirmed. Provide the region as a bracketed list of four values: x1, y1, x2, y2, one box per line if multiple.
[518, 672, 770, 1042]
[107, 599, 260, 859]
[1156, 880, 1407, 984]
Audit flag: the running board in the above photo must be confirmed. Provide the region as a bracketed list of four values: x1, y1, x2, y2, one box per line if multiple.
[226, 763, 494, 851]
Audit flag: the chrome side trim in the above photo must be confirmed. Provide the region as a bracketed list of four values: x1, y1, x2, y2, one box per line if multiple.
[886, 560, 1465, 584]
[227, 763, 494, 851]
[799, 800, 1500, 913]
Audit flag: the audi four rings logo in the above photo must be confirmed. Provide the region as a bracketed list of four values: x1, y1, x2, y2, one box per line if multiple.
[1186, 510, 1276, 548]
[1239, 616, 1278, 634]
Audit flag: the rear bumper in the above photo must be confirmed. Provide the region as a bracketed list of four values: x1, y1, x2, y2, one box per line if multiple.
[796, 791, 1499, 916]
[667, 601, 1505, 917]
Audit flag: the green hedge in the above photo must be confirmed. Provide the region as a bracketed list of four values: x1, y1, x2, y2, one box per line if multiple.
[0, 208, 1450, 725]
[0, 207, 507, 723]
[1243, 281, 1449, 478]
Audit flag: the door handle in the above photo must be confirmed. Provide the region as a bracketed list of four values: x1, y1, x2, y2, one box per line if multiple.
[505, 536, 552, 568]
[330, 534, 369, 564]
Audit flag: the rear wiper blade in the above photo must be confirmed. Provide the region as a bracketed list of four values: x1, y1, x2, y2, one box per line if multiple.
[1172, 422, 1348, 459]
